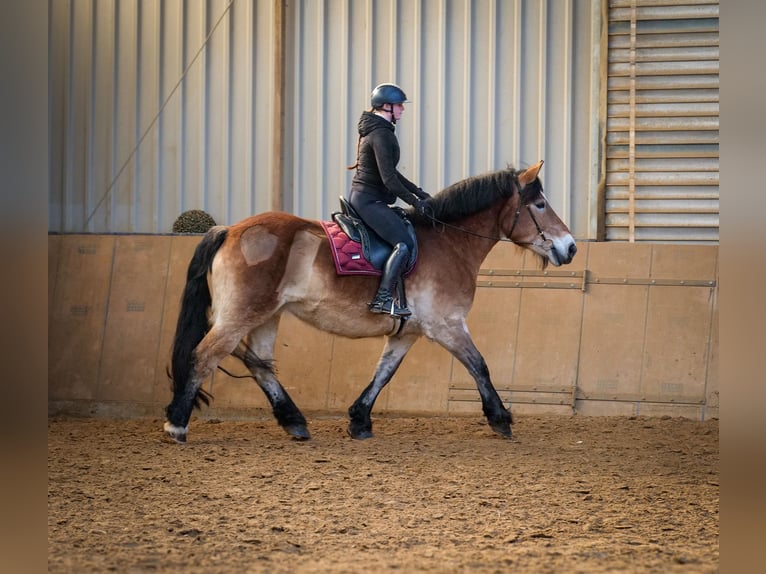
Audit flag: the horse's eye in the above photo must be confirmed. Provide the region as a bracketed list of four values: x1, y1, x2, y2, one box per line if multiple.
[535, 201, 545, 210]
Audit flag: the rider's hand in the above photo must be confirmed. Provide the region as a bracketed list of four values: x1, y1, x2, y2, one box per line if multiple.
[416, 199, 433, 218]
[416, 188, 431, 200]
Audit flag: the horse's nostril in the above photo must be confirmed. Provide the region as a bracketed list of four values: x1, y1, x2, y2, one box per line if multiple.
[568, 243, 577, 258]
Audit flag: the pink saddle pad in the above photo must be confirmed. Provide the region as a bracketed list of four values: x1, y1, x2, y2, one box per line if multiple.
[320, 220, 381, 276]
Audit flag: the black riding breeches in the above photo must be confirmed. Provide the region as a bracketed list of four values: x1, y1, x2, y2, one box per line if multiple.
[347, 191, 415, 252]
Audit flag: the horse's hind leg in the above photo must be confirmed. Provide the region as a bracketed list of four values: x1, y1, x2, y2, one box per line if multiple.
[233, 320, 310, 440]
[348, 334, 419, 439]
[165, 324, 250, 443]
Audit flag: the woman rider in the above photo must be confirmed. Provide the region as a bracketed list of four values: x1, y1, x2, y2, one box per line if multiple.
[346, 83, 431, 317]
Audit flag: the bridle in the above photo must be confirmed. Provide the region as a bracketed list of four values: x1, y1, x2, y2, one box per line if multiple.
[422, 181, 553, 250]
[505, 201, 553, 249]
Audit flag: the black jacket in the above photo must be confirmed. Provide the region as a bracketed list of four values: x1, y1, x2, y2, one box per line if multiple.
[349, 111, 428, 206]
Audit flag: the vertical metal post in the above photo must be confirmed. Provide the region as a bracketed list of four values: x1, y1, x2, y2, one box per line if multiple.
[271, 0, 286, 212]
[628, 0, 637, 242]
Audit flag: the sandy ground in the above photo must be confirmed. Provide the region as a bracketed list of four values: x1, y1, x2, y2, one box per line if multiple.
[48, 413, 718, 573]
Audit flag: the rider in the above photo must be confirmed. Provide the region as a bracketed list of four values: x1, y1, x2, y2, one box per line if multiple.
[346, 82, 431, 317]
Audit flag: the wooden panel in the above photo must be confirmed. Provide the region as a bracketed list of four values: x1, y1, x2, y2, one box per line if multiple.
[48, 236, 115, 400]
[508, 243, 590, 398]
[210, 356, 272, 410]
[587, 241, 652, 278]
[705, 297, 719, 419]
[97, 236, 172, 402]
[575, 400, 637, 417]
[384, 338, 453, 414]
[512, 289, 583, 390]
[511, 404, 574, 417]
[638, 403, 704, 419]
[452, 287, 522, 387]
[152, 235, 206, 404]
[326, 336, 388, 411]
[482, 242, 527, 270]
[577, 284, 648, 400]
[48, 235, 62, 315]
[273, 313, 334, 410]
[449, 244, 591, 415]
[640, 285, 713, 402]
[577, 400, 703, 419]
[447, 397, 484, 416]
[649, 243, 718, 280]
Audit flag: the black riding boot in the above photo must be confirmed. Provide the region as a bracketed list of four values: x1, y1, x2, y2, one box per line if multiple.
[369, 242, 411, 317]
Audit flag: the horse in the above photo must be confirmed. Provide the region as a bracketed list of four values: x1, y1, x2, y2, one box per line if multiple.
[164, 160, 576, 443]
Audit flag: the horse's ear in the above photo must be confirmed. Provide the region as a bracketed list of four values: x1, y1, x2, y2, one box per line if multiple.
[518, 160, 544, 188]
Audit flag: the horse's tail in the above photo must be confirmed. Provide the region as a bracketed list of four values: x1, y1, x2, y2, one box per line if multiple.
[168, 226, 228, 410]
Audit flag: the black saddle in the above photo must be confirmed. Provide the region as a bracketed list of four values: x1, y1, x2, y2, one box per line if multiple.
[331, 197, 418, 274]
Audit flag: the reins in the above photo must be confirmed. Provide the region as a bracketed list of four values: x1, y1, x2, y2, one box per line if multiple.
[422, 197, 551, 249]
[418, 171, 552, 249]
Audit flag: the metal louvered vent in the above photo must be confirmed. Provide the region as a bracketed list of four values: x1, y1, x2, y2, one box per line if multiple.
[606, 0, 719, 243]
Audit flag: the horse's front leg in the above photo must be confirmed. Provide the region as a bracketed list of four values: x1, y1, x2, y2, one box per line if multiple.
[234, 320, 310, 440]
[435, 322, 513, 438]
[348, 334, 419, 439]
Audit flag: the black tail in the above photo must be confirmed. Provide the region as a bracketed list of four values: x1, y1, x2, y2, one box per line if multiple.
[168, 227, 228, 411]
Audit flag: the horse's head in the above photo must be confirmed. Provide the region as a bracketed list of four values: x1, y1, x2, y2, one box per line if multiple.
[502, 160, 577, 267]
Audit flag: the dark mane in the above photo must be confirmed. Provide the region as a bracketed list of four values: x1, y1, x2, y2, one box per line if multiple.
[409, 167, 542, 224]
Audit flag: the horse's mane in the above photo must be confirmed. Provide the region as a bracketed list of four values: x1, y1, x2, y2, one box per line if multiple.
[409, 167, 542, 224]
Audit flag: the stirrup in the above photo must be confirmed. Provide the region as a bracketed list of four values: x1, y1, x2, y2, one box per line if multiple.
[369, 297, 411, 317]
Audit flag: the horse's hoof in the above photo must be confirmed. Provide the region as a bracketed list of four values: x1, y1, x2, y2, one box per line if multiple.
[488, 420, 513, 438]
[284, 425, 311, 441]
[347, 425, 374, 440]
[163, 421, 188, 444]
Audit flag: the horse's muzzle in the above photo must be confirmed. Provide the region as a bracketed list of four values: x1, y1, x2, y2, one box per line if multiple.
[547, 235, 577, 266]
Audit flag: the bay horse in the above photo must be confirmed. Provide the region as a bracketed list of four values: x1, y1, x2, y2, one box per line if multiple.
[164, 160, 576, 443]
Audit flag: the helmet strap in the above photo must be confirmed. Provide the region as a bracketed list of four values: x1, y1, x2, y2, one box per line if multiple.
[384, 104, 397, 124]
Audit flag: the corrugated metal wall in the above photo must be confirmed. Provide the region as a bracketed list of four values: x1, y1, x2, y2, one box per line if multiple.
[285, 0, 600, 233]
[49, 0, 602, 238]
[605, 0, 719, 242]
[49, 0, 279, 233]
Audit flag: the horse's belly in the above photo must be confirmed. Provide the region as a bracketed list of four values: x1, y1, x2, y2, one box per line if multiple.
[285, 305, 399, 339]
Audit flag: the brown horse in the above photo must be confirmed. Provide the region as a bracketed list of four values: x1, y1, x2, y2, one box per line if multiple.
[164, 161, 576, 443]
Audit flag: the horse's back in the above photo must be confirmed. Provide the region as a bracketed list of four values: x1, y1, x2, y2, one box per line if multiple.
[227, 211, 321, 237]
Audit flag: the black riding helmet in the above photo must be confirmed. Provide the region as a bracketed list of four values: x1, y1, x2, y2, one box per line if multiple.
[370, 83, 409, 123]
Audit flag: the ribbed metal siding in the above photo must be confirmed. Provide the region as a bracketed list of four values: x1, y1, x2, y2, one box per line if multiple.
[605, 0, 719, 242]
[49, 0, 278, 233]
[287, 0, 600, 237]
[49, 0, 601, 238]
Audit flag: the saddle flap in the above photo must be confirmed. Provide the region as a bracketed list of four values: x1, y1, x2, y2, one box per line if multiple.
[332, 212, 364, 244]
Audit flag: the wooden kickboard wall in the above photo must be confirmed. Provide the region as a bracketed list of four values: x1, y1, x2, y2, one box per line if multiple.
[48, 235, 719, 421]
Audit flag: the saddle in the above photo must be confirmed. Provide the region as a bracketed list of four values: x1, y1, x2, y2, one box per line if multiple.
[321, 197, 418, 276]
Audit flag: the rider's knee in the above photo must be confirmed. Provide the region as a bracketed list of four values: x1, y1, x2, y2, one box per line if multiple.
[393, 242, 411, 256]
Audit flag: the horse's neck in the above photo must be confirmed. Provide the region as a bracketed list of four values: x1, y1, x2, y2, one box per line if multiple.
[437, 208, 502, 272]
